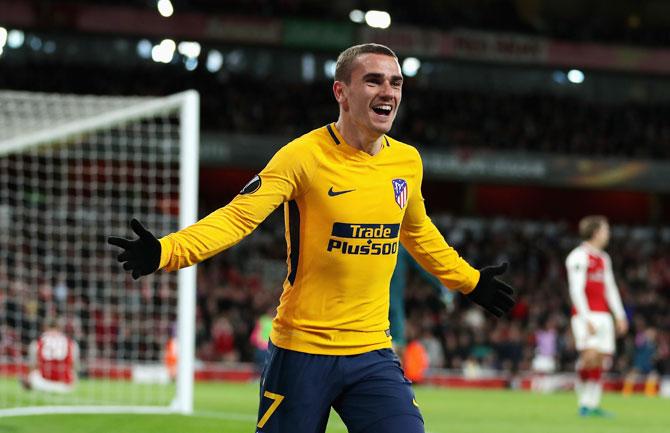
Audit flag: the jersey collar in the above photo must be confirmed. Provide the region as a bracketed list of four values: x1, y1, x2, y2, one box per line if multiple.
[326, 123, 388, 160]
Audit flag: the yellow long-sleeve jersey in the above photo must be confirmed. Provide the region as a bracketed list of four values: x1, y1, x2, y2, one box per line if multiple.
[159, 124, 479, 355]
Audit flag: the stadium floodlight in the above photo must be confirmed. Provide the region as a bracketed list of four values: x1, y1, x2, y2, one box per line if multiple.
[43, 40, 56, 54]
[0, 90, 199, 417]
[206, 49, 223, 72]
[567, 69, 585, 84]
[552, 70, 567, 84]
[137, 39, 153, 59]
[0, 28, 7, 48]
[7, 30, 25, 49]
[177, 41, 201, 59]
[151, 39, 176, 64]
[184, 57, 198, 71]
[302, 54, 316, 82]
[324, 59, 336, 79]
[365, 10, 391, 29]
[402, 57, 421, 77]
[28, 36, 42, 51]
[157, 0, 174, 18]
[349, 9, 365, 23]
[226, 50, 244, 72]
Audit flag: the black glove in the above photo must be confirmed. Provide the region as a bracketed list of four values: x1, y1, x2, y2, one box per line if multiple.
[466, 263, 516, 317]
[107, 218, 161, 280]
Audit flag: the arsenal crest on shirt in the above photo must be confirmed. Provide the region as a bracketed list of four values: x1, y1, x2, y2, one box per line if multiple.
[392, 179, 408, 209]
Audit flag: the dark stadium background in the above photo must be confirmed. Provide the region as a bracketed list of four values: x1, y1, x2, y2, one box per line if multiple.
[2, 0, 669, 389]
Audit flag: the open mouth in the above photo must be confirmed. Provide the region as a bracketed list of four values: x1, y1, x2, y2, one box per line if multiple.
[371, 104, 393, 116]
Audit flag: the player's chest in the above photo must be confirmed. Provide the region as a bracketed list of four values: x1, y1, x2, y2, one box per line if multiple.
[306, 159, 416, 221]
[586, 254, 605, 282]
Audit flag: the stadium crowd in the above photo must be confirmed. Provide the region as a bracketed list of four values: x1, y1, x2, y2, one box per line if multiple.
[186, 212, 670, 377]
[2, 6, 670, 377]
[202, 77, 670, 159]
[79, 0, 670, 48]
[2, 65, 670, 159]
[1, 207, 669, 379]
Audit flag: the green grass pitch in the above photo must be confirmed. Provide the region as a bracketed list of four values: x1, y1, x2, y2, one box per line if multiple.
[1, 380, 668, 433]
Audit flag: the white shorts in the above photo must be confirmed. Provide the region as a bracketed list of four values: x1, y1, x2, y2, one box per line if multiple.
[571, 312, 615, 355]
[532, 354, 556, 373]
[28, 370, 75, 394]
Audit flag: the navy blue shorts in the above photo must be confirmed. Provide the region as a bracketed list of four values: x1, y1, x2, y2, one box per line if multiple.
[255, 341, 424, 433]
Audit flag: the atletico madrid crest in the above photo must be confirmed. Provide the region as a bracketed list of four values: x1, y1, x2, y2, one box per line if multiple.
[392, 179, 408, 209]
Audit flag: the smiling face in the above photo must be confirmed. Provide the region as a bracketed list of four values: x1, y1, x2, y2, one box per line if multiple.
[334, 53, 403, 137]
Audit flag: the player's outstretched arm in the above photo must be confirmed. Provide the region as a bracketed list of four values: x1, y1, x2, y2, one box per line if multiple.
[108, 218, 161, 280]
[466, 263, 516, 317]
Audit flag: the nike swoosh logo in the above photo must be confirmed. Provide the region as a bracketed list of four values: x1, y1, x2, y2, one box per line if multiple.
[328, 187, 355, 197]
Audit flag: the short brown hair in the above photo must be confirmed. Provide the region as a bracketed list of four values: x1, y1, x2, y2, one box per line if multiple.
[579, 215, 608, 240]
[43, 317, 61, 331]
[334, 43, 398, 83]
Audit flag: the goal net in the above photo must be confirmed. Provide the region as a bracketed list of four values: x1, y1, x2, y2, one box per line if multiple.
[0, 90, 199, 416]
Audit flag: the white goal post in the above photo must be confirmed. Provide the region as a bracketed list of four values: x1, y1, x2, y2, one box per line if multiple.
[0, 90, 199, 416]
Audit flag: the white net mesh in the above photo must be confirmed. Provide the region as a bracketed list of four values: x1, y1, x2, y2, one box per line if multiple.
[0, 90, 192, 413]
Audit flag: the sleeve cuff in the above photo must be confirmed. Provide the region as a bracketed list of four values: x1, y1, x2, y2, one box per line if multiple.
[459, 268, 480, 294]
[158, 236, 172, 270]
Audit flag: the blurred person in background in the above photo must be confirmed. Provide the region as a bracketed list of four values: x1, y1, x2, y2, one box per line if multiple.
[211, 315, 239, 362]
[109, 43, 515, 433]
[250, 305, 275, 374]
[402, 322, 430, 384]
[532, 314, 558, 374]
[21, 318, 79, 394]
[164, 324, 178, 381]
[566, 215, 628, 417]
[622, 318, 658, 397]
[389, 244, 451, 360]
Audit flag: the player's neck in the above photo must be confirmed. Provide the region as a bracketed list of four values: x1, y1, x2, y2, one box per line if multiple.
[334, 118, 383, 156]
[584, 240, 603, 251]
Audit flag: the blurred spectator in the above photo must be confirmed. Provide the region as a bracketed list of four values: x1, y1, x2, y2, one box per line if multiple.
[419, 325, 445, 369]
[532, 315, 559, 374]
[209, 315, 238, 362]
[3, 64, 670, 159]
[402, 323, 430, 383]
[2, 211, 669, 376]
[622, 318, 659, 397]
[249, 305, 274, 373]
[14, 1, 670, 48]
[163, 326, 178, 381]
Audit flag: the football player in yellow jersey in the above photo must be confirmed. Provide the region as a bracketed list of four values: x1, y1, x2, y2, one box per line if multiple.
[109, 43, 516, 433]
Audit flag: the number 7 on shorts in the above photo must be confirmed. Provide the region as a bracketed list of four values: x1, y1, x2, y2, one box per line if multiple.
[257, 391, 285, 428]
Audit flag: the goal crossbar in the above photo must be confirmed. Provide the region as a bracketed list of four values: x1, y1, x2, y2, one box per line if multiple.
[0, 90, 196, 157]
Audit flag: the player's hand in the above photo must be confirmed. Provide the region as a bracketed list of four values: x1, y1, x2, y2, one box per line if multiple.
[616, 318, 628, 336]
[586, 320, 597, 335]
[107, 218, 161, 280]
[466, 263, 516, 317]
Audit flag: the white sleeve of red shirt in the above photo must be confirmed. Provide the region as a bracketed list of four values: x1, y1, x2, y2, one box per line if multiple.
[566, 248, 591, 317]
[28, 340, 38, 368]
[603, 253, 626, 321]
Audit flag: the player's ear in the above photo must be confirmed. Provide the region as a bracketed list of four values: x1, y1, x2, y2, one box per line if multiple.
[333, 81, 348, 110]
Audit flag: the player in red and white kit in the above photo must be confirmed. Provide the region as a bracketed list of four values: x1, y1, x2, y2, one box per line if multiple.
[566, 216, 628, 417]
[22, 320, 79, 393]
